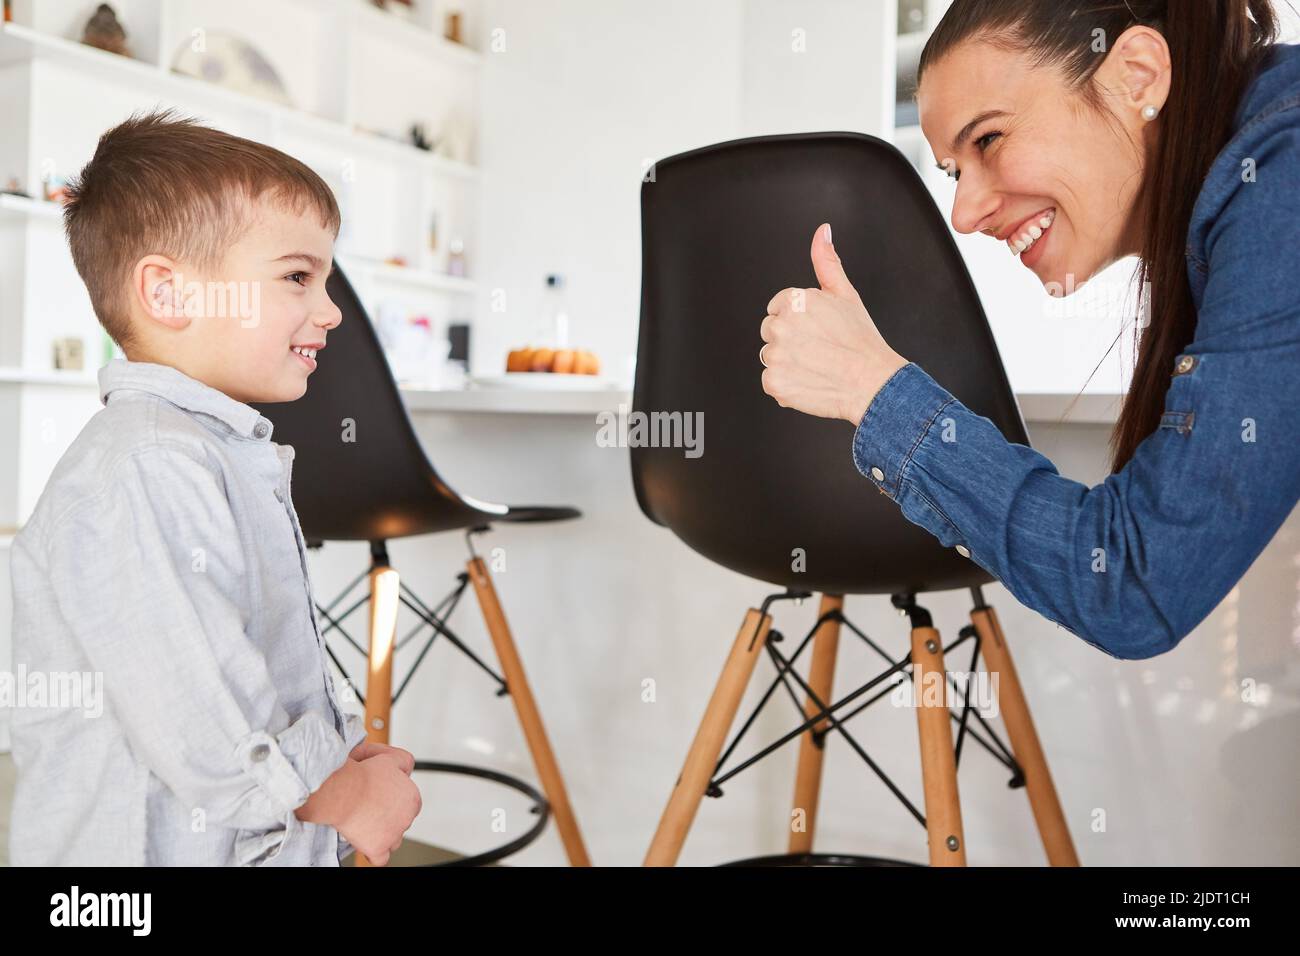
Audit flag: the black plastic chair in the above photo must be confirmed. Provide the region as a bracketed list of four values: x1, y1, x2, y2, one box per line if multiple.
[255, 264, 590, 867]
[634, 132, 1078, 867]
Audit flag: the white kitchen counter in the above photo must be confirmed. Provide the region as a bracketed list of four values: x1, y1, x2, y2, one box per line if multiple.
[398, 383, 1125, 424]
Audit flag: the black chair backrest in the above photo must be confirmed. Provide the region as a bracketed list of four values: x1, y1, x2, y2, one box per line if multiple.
[632, 131, 1029, 596]
[255, 265, 498, 542]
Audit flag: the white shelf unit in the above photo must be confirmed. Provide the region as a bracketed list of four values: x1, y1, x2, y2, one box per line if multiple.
[889, 0, 953, 179]
[0, 0, 485, 532]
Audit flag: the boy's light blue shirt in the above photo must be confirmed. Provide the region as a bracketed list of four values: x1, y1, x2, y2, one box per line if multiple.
[8, 358, 368, 866]
[850, 43, 1300, 660]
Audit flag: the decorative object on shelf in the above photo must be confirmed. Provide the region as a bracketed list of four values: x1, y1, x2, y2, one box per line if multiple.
[445, 9, 463, 45]
[437, 111, 473, 163]
[53, 337, 85, 372]
[171, 33, 293, 108]
[43, 174, 70, 204]
[370, 0, 413, 21]
[376, 302, 438, 383]
[409, 122, 434, 152]
[446, 238, 466, 277]
[448, 322, 470, 367]
[384, 254, 409, 268]
[81, 3, 132, 58]
[2, 176, 32, 198]
[3, 0, 12, 24]
[428, 210, 439, 252]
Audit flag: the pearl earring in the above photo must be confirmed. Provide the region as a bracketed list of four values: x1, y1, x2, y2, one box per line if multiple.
[1141, 104, 1159, 121]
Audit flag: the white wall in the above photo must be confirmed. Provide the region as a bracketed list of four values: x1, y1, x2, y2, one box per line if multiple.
[470, 0, 899, 384]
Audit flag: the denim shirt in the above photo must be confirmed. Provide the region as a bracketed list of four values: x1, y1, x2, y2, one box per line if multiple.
[8, 359, 368, 865]
[851, 42, 1300, 660]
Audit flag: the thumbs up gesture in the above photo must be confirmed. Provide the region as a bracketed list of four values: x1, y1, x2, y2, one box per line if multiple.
[760, 223, 909, 426]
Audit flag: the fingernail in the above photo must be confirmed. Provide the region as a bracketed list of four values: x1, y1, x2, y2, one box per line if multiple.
[824, 223, 833, 246]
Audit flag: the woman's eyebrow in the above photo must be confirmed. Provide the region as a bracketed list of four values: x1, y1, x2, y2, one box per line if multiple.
[951, 110, 1009, 152]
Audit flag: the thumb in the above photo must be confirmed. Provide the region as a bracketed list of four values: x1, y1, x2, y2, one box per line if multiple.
[810, 223, 860, 302]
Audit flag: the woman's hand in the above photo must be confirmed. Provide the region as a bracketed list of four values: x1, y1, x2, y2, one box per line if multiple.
[760, 223, 909, 426]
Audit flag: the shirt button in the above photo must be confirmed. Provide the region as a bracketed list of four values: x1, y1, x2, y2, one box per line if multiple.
[1175, 355, 1195, 374]
[870, 466, 885, 481]
[250, 743, 270, 762]
[955, 544, 971, 558]
[253, 421, 269, 439]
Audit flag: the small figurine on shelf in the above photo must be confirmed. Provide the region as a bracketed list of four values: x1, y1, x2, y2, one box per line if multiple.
[81, 4, 132, 58]
[445, 9, 463, 45]
[2, 176, 32, 198]
[447, 238, 467, 277]
[409, 123, 433, 152]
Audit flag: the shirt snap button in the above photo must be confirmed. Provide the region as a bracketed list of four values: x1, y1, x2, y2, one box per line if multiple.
[250, 743, 270, 762]
[870, 466, 885, 481]
[955, 544, 971, 558]
[253, 421, 269, 439]
[1175, 355, 1196, 374]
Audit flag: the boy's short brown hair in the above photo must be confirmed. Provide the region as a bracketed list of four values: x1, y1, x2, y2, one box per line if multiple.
[63, 108, 342, 350]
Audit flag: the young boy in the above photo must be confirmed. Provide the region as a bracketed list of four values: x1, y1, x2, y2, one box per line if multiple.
[7, 109, 421, 866]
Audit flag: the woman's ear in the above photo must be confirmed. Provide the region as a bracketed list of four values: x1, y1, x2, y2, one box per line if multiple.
[1096, 24, 1172, 125]
[133, 256, 192, 331]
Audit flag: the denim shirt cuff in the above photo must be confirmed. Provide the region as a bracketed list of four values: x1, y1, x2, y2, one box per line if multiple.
[850, 361, 956, 498]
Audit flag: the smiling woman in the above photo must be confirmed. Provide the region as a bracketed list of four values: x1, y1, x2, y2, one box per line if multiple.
[916, 0, 1281, 471]
[759, 0, 1300, 658]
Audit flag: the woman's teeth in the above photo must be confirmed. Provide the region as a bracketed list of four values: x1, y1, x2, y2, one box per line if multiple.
[1009, 209, 1056, 256]
[291, 346, 317, 360]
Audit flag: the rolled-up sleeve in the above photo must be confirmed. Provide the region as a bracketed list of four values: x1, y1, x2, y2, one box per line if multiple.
[40, 444, 351, 865]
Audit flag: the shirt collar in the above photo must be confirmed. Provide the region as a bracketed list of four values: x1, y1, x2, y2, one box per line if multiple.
[98, 359, 275, 442]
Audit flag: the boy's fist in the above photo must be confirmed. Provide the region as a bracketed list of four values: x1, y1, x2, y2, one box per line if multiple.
[335, 754, 422, 867]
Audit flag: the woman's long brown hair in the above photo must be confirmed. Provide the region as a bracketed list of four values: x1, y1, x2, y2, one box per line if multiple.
[917, 0, 1280, 472]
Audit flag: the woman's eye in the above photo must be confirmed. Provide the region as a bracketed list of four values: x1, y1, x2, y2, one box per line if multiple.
[285, 272, 309, 286]
[975, 131, 1002, 152]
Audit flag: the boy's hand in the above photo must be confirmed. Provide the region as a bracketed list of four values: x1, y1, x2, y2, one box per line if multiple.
[334, 755, 423, 866]
[350, 740, 415, 775]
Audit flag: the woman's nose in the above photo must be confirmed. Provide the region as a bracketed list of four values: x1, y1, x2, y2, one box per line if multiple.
[950, 177, 1001, 236]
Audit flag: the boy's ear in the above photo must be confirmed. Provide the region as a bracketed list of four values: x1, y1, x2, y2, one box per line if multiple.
[133, 256, 192, 330]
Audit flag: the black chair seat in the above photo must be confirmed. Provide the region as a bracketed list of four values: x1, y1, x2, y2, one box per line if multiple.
[254, 266, 581, 543]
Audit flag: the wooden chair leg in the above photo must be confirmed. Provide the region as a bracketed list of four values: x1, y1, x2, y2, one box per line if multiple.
[466, 557, 592, 867]
[970, 603, 1080, 866]
[363, 563, 401, 745]
[645, 608, 773, 866]
[357, 563, 401, 867]
[911, 624, 967, 866]
[788, 594, 843, 854]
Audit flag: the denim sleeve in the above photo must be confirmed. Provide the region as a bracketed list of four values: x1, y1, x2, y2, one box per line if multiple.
[850, 110, 1300, 660]
[39, 445, 352, 865]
